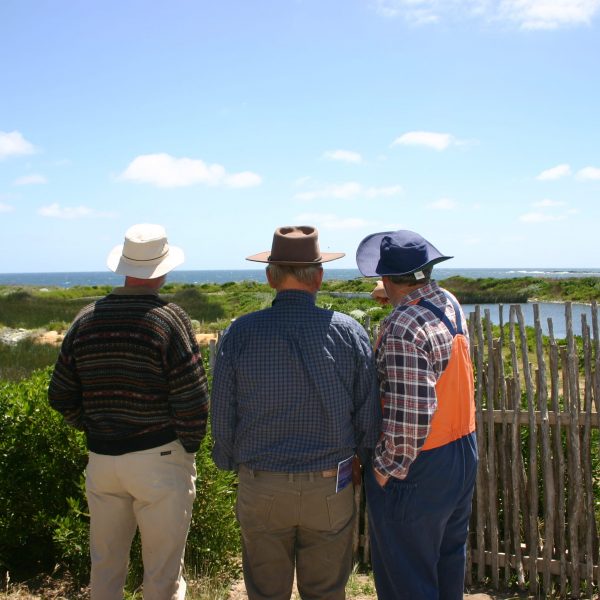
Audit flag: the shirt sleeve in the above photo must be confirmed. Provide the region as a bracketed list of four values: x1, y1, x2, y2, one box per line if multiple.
[373, 334, 437, 479]
[48, 324, 85, 430]
[165, 308, 210, 453]
[352, 327, 381, 461]
[210, 330, 237, 470]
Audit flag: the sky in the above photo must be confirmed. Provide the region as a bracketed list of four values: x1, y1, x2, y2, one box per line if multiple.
[1, 0, 600, 273]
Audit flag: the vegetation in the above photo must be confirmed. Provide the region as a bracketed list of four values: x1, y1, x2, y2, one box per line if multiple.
[2, 276, 598, 336]
[0, 355, 240, 597]
[441, 275, 600, 304]
[1, 277, 598, 597]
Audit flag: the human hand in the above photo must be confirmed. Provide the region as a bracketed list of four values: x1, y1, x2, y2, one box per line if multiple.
[374, 468, 389, 488]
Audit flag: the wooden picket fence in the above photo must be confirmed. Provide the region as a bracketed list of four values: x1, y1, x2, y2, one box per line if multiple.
[464, 301, 599, 598]
[209, 300, 599, 598]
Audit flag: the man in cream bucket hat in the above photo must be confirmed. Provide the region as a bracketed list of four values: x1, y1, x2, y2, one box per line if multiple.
[49, 224, 209, 600]
[211, 225, 380, 600]
[106, 223, 185, 279]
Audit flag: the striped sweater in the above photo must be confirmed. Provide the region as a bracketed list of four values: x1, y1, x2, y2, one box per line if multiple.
[48, 286, 209, 454]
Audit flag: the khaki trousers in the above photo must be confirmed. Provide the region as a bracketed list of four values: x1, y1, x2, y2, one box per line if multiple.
[237, 465, 355, 600]
[86, 440, 196, 600]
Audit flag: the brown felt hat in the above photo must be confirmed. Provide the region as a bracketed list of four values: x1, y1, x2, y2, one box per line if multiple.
[246, 225, 345, 265]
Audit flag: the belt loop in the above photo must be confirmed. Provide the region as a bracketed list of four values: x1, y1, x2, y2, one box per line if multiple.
[309, 472, 314, 482]
[288, 473, 294, 483]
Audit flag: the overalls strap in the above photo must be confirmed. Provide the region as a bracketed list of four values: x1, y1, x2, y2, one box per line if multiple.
[417, 293, 464, 336]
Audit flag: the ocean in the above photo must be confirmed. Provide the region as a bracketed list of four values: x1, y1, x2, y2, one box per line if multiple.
[1, 267, 600, 288]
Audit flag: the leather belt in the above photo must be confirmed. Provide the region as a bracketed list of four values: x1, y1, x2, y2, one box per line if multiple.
[240, 465, 338, 479]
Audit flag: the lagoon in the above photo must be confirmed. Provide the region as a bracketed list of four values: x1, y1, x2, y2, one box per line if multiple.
[462, 302, 597, 340]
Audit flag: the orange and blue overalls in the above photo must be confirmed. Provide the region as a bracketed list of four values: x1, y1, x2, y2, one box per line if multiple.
[366, 293, 479, 600]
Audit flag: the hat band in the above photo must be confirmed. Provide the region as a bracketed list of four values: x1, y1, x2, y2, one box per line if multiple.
[122, 248, 169, 263]
[268, 254, 323, 262]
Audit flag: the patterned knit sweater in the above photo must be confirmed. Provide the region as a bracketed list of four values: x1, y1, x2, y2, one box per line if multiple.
[48, 287, 209, 454]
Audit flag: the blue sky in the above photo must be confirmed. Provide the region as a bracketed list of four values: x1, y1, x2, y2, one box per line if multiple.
[1, 0, 599, 273]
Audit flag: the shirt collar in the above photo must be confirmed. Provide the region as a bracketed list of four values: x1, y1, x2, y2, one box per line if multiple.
[395, 280, 440, 307]
[272, 289, 317, 306]
[111, 286, 160, 296]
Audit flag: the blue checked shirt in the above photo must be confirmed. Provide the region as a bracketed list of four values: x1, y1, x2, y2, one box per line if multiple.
[211, 290, 381, 472]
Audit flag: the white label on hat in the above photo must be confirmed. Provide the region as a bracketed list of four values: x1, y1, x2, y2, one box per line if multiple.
[414, 270, 425, 280]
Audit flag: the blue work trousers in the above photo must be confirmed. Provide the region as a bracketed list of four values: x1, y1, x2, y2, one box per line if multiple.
[365, 432, 478, 600]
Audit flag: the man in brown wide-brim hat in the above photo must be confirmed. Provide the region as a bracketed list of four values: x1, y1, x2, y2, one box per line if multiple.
[211, 225, 380, 600]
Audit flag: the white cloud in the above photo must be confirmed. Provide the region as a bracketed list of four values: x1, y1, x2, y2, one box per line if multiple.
[372, 0, 600, 29]
[294, 182, 402, 201]
[0, 202, 14, 213]
[499, 0, 600, 30]
[323, 150, 363, 163]
[224, 171, 262, 188]
[119, 153, 262, 188]
[519, 212, 566, 223]
[392, 131, 455, 151]
[429, 197, 458, 210]
[536, 163, 571, 180]
[532, 198, 566, 207]
[13, 174, 47, 186]
[38, 203, 117, 219]
[294, 212, 373, 230]
[0, 131, 36, 160]
[576, 166, 600, 180]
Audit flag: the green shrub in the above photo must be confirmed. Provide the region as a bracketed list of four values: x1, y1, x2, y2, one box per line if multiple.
[0, 359, 240, 591]
[0, 368, 87, 579]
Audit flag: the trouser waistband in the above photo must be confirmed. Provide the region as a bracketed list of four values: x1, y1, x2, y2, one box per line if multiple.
[239, 464, 337, 480]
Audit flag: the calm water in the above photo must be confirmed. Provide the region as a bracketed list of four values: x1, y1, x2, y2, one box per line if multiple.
[461, 302, 598, 340]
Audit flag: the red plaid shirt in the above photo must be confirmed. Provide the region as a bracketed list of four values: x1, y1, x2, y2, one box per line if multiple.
[373, 281, 469, 479]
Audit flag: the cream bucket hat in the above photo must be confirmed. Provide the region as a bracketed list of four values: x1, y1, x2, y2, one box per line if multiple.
[106, 224, 184, 279]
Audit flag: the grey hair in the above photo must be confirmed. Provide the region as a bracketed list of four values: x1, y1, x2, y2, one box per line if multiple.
[266, 264, 323, 287]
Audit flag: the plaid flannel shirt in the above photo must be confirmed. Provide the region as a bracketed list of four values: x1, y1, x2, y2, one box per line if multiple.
[373, 281, 469, 479]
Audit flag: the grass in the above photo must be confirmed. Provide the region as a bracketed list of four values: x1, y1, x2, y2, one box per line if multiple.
[2, 569, 377, 600]
[0, 339, 59, 381]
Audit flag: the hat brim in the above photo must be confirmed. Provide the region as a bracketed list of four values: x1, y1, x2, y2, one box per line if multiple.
[245, 251, 345, 265]
[356, 232, 452, 277]
[106, 244, 185, 279]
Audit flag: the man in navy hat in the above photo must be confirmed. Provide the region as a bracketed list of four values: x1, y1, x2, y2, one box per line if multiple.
[356, 230, 478, 600]
[211, 225, 380, 600]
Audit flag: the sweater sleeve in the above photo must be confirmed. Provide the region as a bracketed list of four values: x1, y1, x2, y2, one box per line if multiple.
[48, 322, 85, 430]
[164, 304, 210, 452]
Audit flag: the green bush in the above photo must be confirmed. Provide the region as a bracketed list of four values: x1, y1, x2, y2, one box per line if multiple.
[0, 368, 87, 579]
[0, 360, 240, 591]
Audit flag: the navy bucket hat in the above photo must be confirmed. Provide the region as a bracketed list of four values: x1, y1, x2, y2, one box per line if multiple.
[356, 230, 452, 277]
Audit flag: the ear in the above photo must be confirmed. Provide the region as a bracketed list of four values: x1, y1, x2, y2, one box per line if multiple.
[265, 266, 277, 289]
[314, 266, 324, 290]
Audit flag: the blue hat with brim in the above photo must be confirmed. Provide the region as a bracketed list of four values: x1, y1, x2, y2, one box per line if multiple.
[356, 230, 452, 277]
